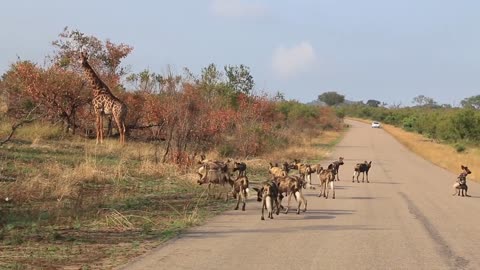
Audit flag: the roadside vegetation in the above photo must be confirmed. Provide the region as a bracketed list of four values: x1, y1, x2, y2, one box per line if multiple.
[340, 104, 480, 147]
[0, 28, 344, 269]
[349, 118, 480, 182]
[329, 92, 480, 181]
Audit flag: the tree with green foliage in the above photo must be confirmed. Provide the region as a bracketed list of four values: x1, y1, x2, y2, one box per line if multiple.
[461, 95, 480, 110]
[126, 69, 163, 93]
[224, 64, 254, 95]
[199, 63, 230, 99]
[366, 99, 381, 107]
[201, 63, 222, 86]
[318, 91, 345, 106]
[412, 95, 437, 107]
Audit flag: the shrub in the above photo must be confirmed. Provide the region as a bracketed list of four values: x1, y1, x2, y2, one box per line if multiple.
[402, 116, 417, 131]
[455, 143, 466, 153]
[218, 143, 235, 157]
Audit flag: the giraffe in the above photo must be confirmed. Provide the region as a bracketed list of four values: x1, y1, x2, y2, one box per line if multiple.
[79, 52, 128, 144]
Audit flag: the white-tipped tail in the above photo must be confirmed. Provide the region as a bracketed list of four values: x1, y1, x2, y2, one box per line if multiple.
[266, 196, 273, 212]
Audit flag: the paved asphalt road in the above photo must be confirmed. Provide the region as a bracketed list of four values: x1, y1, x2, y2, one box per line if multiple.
[120, 119, 480, 270]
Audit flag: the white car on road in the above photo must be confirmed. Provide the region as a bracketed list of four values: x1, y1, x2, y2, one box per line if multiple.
[371, 121, 381, 128]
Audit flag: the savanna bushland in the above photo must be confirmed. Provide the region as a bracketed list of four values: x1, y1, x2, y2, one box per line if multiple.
[0, 28, 343, 269]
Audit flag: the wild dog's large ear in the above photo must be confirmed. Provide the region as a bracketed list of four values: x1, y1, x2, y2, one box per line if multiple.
[462, 165, 472, 174]
[339, 157, 344, 160]
[461, 165, 466, 170]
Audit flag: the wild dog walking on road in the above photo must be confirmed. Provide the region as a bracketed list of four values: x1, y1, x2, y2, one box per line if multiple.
[232, 176, 249, 210]
[272, 175, 307, 214]
[318, 164, 335, 199]
[290, 159, 315, 189]
[331, 157, 344, 181]
[253, 182, 280, 220]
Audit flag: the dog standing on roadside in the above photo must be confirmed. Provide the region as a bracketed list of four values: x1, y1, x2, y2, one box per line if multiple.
[453, 165, 471, 197]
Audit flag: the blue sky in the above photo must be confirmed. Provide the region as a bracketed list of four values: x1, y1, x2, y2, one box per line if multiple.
[1, 0, 479, 106]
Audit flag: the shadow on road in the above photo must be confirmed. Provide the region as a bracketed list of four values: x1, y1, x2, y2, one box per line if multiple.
[374, 181, 402, 185]
[181, 223, 388, 239]
[340, 196, 385, 200]
[305, 209, 356, 215]
[452, 195, 480, 199]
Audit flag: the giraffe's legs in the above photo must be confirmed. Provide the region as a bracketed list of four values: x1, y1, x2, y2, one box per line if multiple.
[96, 113, 105, 144]
[101, 114, 105, 144]
[96, 113, 101, 144]
[121, 122, 126, 144]
[113, 115, 126, 144]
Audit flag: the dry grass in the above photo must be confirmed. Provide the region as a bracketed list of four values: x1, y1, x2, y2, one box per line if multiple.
[349, 118, 480, 182]
[265, 130, 341, 163]
[0, 126, 344, 269]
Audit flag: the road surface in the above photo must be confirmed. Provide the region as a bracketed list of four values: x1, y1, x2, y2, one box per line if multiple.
[120, 119, 480, 270]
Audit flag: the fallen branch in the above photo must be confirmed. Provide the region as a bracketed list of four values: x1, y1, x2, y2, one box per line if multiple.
[0, 106, 39, 146]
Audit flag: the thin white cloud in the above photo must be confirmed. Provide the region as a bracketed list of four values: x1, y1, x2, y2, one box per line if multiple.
[272, 41, 316, 78]
[211, 0, 267, 18]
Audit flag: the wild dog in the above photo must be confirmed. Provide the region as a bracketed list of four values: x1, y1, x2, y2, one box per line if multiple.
[352, 161, 372, 183]
[233, 161, 247, 177]
[197, 155, 237, 178]
[223, 159, 237, 178]
[311, 164, 323, 174]
[197, 157, 238, 195]
[197, 156, 226, 181]
[288, 175, 308, 212]
[232, 176, 249, 210]
[331, 157, 344, 181]
[281, 162, 290, 175]
[301, 165, 314, 189]
[197, 154, 221, 168]
[273, 175, 307, 214]
[269, 162, 288, 179]
[290, 159, 315, 189]
[253, 182, 280, 220]
[197, 167, 233, 200]
[318, 164, 335, 199]
[453, 165, 472, 197]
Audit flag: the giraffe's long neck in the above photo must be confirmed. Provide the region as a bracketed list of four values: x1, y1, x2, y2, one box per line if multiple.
[81, 60, 113, 97]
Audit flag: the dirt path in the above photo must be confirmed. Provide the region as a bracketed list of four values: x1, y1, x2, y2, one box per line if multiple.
[119, 119, 480, 270]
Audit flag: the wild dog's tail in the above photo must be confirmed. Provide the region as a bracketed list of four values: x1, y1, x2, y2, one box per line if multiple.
[452, 182, 460, 196]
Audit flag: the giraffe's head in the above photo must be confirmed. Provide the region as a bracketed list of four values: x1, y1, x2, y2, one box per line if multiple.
[79, 51, 89, 67]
